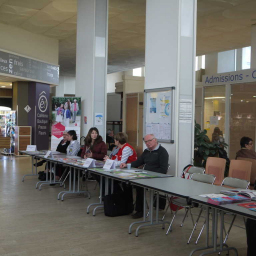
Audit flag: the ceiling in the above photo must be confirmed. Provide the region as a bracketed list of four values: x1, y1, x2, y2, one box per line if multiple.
[0, 0, 255, 76]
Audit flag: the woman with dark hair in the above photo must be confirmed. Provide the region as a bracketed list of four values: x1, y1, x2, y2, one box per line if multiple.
[104, 132, 137, 166]
[81, 127, 107, 160]
[66, 130, 80, 156]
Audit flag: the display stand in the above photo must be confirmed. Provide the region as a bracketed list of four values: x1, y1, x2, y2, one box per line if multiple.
[144, 87, 175, 143]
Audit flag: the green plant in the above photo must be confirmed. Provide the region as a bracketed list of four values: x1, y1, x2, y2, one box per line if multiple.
[194, 122, 228, 168]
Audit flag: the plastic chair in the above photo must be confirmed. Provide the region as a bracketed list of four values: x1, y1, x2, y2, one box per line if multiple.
[184, 166, 205, 179]
[205, 157, 226, 185]
[237, 157, 256, 185]
[229, 159, 252, 182]
[166, 173, 215, 237]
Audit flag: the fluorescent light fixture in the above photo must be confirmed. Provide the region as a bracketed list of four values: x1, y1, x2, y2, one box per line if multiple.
[253, 96, 256, 98]
[1, 86, 5, 88]
[204, 97, 225, 100]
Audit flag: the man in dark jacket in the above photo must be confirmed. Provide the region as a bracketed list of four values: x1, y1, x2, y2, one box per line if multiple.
[120, 134, 169, 218]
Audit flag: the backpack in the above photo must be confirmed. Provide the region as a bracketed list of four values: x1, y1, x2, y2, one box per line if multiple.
[104, 190, 134, 217]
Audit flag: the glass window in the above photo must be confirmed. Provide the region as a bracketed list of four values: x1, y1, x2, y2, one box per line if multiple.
[133, 67, 142, 77]
[204, 86, 226, 142]
[202, 55, 205, 69]
[229, 83, 256, 159]
[242, 46, 251, 70]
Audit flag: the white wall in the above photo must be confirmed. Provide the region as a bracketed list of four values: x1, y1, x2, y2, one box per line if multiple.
[0, 23, 58, 65]
[107, 71, 123, 93]
[56, 76, 76, 96]
[205, 52, 218, 74]
[217, 50, 236, 73]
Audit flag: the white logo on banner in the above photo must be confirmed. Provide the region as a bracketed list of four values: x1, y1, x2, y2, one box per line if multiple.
[24, 105, 31, 113]
[38, 91, 48, 113]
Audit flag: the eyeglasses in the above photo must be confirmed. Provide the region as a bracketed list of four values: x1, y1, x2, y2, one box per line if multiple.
[144, 138, 155, 143]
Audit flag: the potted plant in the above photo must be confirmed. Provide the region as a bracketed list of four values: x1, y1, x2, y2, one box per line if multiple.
[194, 122, 229, 175]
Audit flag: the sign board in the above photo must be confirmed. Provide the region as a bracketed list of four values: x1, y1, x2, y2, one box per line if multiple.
[0, 50, 59, 85]
[202, 69, 256, 86]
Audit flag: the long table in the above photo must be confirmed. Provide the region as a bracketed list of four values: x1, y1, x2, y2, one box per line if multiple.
[87, 167, 171, 217]
[129, 178, 229, 237]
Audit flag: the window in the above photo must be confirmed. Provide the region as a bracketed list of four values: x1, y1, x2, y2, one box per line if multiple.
[133, 67, 142, 77]
[242, 46, 251, 70]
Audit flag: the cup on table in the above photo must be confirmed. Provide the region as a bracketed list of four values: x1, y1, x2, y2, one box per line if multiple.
[127, 163, 131, 170]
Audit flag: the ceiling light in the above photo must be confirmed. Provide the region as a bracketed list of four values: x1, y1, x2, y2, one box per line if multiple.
[253, 96, 256, 98]
[241, 100, 244, 102]
[246, 101, 249, 103]
[204, 97, 225, 100]
[9, 83, 12, 86]
[231, 94, 233, 96]
[1, 86, 5, 88]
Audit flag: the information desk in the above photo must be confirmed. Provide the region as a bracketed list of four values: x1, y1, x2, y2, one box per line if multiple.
[129, 178, 229, 237]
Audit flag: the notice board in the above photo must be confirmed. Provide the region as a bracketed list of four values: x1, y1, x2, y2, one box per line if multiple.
[144, 87, 174, 143]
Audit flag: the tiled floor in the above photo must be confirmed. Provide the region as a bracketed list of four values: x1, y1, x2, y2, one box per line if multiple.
[0, 156, 247, 256]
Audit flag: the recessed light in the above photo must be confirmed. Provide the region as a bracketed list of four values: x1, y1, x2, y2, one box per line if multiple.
[9, 83, 12, 85]
[241, 100, 244, 102]
[1, 86, 5, 88]
[246, 101, 249, 103]
[253, 96, 256, 98]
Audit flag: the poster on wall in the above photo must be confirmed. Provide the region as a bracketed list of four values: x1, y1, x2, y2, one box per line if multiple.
[50, 97, 81, 151]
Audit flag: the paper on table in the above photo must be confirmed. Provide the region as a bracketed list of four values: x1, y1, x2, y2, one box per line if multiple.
[199, 194, 226, 198]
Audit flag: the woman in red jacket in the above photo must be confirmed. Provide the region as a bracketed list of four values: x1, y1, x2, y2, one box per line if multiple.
[104, 132, 137, 166]
[81, 127, 107, 160]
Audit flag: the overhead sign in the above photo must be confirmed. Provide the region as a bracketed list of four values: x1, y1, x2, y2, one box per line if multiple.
[0, 50, 59, 85]
[202, 69, 256, 86]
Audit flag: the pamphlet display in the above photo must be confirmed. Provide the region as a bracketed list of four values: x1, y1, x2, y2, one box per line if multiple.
[51, 97, 81, 150]
[144, 88, 174, 143]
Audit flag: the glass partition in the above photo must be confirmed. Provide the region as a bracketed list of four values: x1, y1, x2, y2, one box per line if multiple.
[229, 83, 256, 159]
[204, 86, 226, 142]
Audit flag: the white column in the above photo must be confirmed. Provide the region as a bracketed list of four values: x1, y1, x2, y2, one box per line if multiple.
[76, 0, 108, 138]
[251, 25, 256, 69]
[145, 0, 196, 176]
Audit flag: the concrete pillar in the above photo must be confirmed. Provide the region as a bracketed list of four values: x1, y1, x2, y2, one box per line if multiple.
[75, 0, 108, 138]
[145, 0, 196, 176]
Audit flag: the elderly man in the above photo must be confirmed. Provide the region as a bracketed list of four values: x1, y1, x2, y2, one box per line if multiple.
[120, 134, 169, 218]
[71, 99, 79, 123]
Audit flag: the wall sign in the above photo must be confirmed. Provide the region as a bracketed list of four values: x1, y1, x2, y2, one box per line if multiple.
[203, 69, 256, 86]
[0, 49, 59, 85]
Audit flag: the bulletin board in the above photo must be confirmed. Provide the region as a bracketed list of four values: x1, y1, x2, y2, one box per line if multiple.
[144, 87, 175, 143]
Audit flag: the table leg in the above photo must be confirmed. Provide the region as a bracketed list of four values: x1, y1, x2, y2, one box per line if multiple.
[87, 175, 104, 214]
[129, 188, 169, 237]
[22, 156, 38, 182]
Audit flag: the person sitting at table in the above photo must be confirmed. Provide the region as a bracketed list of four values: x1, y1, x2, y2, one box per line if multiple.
[103, 132, 137, 166]
[81, 127, 107, 160]
[236, 136, 256, 159]
[66, 130, 80, 156]
[120, 134, 169, 219]
[35, 131, 70, 167]
[106, 129, 115, 151]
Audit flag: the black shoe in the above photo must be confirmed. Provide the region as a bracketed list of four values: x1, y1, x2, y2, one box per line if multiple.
[132, 211, 143, 219]
[34, 160, 45, 167]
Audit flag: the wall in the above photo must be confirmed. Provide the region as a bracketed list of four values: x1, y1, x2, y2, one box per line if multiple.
[0, 23, 58, 65]
[107, 93, 121, 121]
[205, 52, 218, 75]
[107, 72, 123, 93]
[217, 50, 236, 73]
[122, 75, 144, 132]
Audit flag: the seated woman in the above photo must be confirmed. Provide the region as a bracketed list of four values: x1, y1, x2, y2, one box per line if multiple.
[236, 136, 256, 159]
[81, 127, 107, 160]
[104, 132, 137, 166]
[66, 130, 80, 156]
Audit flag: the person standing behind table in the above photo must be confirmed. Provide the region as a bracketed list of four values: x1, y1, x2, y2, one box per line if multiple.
[236, 137, 256, 159]
[66, 130, 80, 156]
[104, 132, 137, 167]
[81, 127, 107, 160]
[71, 99, 79, 123]
[63, 104, 71, 127]
[120, 134, 169, 219]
